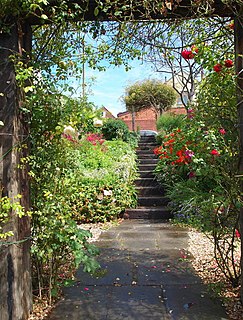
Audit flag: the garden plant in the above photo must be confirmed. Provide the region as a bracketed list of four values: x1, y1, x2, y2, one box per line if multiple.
[154, 20, 241, 289]
[29, 93, 138, 302]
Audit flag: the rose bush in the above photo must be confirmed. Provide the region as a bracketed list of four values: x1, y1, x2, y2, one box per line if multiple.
[154, 24, 240, 287]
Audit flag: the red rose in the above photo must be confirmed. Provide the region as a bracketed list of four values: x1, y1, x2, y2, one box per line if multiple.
[235, 229, 240, 238]
[211, 149, 220, 156]
[213, 63, 223, 73]
[219, 128, 226, 134]
[224, 59, 233, 68]
[181, 49, 194, 60]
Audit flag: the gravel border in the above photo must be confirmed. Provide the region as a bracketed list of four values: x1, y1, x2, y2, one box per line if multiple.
[188, 230, 243, 320]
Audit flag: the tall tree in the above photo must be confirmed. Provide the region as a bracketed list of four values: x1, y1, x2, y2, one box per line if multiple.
[103, 18, 233, 108]
[123, 79, 177, 118]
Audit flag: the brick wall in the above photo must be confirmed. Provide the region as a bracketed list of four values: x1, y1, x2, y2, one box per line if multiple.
[118, 106, 187, 131]
[117, 107, 157, 131]
[164, 107, 187, 115]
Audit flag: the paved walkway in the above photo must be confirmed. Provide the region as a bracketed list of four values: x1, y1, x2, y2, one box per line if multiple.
[48, 220, 229, 320]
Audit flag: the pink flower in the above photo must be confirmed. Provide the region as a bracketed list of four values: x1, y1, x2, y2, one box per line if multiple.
[213, 63, 223, 73]
[224, 59, 233, 68]
[235, 229, 241, 238]
[187, 108, 194, 119]
[181, 49, 194, 60]
[219, 128, 226, 135]
[86, 133, 105, 145]
[211, 149, 220, 156]
[185, 149, 194, 159]
[188, 171, 196, 179]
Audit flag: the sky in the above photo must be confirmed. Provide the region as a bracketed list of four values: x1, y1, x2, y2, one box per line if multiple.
[77, 60, 166, 117]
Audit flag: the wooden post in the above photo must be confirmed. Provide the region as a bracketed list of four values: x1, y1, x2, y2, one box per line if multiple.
[0, 22, 32, 320]
[235, 15, 243, 303]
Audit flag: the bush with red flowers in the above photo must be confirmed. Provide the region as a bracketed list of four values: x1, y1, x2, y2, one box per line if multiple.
[224, 59, 233, 68]
[213, 63, 223, 72]
[181, 49, 194, 60]
[154, 35, 240, 286]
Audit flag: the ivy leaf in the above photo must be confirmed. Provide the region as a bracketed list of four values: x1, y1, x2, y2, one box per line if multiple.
[41, 14, 48, 20]
[24, 86, 34, 93]
[94, 7, 99, 16]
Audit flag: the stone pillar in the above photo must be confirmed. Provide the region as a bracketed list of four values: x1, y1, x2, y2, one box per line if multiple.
[0, 21, 32, 320]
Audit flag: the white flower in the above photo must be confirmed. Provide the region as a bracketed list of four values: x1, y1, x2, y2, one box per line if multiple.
[103, 190, 112, 196]
[0, 121, 4, 127]
[93, 118, 103, 127]
[63, 125, 76, 137]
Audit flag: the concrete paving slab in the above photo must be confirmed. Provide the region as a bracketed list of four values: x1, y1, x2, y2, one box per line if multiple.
[106, 285, 170, 320]
[48, 287, 110, 320]
[163, 284, 228, 320]
[120, 239, 157, 251]
[76, 259, 133, 286]
[47, 220, 229, 320]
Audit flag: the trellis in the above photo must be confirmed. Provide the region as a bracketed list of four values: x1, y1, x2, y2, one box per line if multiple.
[0, 1, 242, 319]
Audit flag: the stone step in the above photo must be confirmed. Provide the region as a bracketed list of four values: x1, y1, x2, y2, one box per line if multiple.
[137, 149, 155, 155]
[124, 207, 172, 219]
[139, 136, 157, 143]
[139, 171, 155, 178]
[137, 153, 157, 159]
[136, 186, 165, 196]
[138, 158, 158, 165]
[138, 164, 157, 171]
[137, 196, 169, 207]
[137, 144, 157, 150]
[138, 141, 157, 146]
[135, 178, 159, 187]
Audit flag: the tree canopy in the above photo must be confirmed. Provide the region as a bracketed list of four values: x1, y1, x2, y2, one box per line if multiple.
[123, 79, 177, 116]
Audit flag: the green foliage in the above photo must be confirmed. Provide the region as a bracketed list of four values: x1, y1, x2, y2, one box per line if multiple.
[157, 113, 186, 132]
[156, 113, 186, 144]
[101, 118, 139, 147]
[101, 118, 129, 140]
[0, 195, 31, 239]
[123, 79, 177, 116]
[29, 122, 137, 299]
[153, 34, 241, 286]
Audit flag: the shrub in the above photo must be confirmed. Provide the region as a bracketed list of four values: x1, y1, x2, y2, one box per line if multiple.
[156, 113, 186, 133]
[153, 66, 240, 287]
[101, 118, 130, 141]
[30, 130, 138, 300]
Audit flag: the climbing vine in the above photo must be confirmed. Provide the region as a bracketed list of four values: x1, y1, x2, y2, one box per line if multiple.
[0, 195, 31, 239]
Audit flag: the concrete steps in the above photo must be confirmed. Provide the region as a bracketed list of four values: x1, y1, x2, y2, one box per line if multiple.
[123, 207, 171, 219]
[137, 196, 169, 207]
[135, 178, 159, 187]
[125, 135, 172, 220]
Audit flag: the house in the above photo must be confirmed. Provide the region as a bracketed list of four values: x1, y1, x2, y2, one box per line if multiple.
[164, 72, 192, 116]
[100, 107, 115, 119]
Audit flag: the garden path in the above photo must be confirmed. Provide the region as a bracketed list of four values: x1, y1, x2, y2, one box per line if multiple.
[47, 219, 228, 320]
